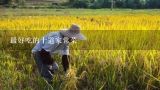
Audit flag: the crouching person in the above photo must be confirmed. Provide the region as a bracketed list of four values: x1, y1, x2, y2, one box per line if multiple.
[32, 24, 86, 84]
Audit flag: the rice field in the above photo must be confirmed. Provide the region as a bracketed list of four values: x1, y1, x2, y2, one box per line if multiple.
[1, 15, 160, 30]
[0, 9, 160, 90]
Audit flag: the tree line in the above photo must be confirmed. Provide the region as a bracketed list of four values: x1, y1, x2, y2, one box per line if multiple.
[69, 0, 160, 9]
[0, 0, 160, 9]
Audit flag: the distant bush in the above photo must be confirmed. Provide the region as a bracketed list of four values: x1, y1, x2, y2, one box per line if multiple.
[89, 1, 102, 9]
[1, 0, 160, 9]
[71, 0, 90, 8]
[48, 5, 67, 9]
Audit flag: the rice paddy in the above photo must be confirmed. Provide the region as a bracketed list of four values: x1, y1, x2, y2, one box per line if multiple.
[0, 9, 160, 90]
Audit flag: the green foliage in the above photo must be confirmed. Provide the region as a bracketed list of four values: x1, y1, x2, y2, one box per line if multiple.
[89, 0, 109, 8]
[71, 0, 90, 8]
[1, 0, 160, 9]
[146, 0, 160, 8]
[125, 0, 144, 8]
[1, 0, 11, 5]
[69, 0, 160, 9]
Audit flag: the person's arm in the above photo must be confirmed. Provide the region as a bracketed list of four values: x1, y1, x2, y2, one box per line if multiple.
[41, 32, 60, 64]
[61, 43, 70, 72]
[62, 55, 70, 72]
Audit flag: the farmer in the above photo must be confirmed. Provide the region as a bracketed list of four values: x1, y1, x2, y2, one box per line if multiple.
[32, 24, 86, 84]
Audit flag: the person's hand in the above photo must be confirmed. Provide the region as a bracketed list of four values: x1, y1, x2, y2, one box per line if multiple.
[52, 62, 59, 71]
[48, 62, 59, 74]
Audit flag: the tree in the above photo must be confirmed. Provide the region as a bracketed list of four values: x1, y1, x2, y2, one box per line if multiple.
[3, 0, 11, 5]
[69, 0, 76, 4]
[115, 0, 126, 8]
[147, 0, 160, 8]
[111, 0, 115, 10]
[72, 0, 90, 8]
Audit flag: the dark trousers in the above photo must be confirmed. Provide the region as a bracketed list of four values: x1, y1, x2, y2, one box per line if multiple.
[33, 50, 59, 82]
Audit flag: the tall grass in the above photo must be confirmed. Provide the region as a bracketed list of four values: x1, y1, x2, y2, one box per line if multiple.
[0, 14, 160, 90]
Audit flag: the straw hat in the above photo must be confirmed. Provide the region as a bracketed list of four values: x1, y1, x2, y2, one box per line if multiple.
[60, 24, 86, 40]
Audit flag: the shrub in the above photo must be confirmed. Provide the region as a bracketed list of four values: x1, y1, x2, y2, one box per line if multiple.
[72, 0, 89, 8]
